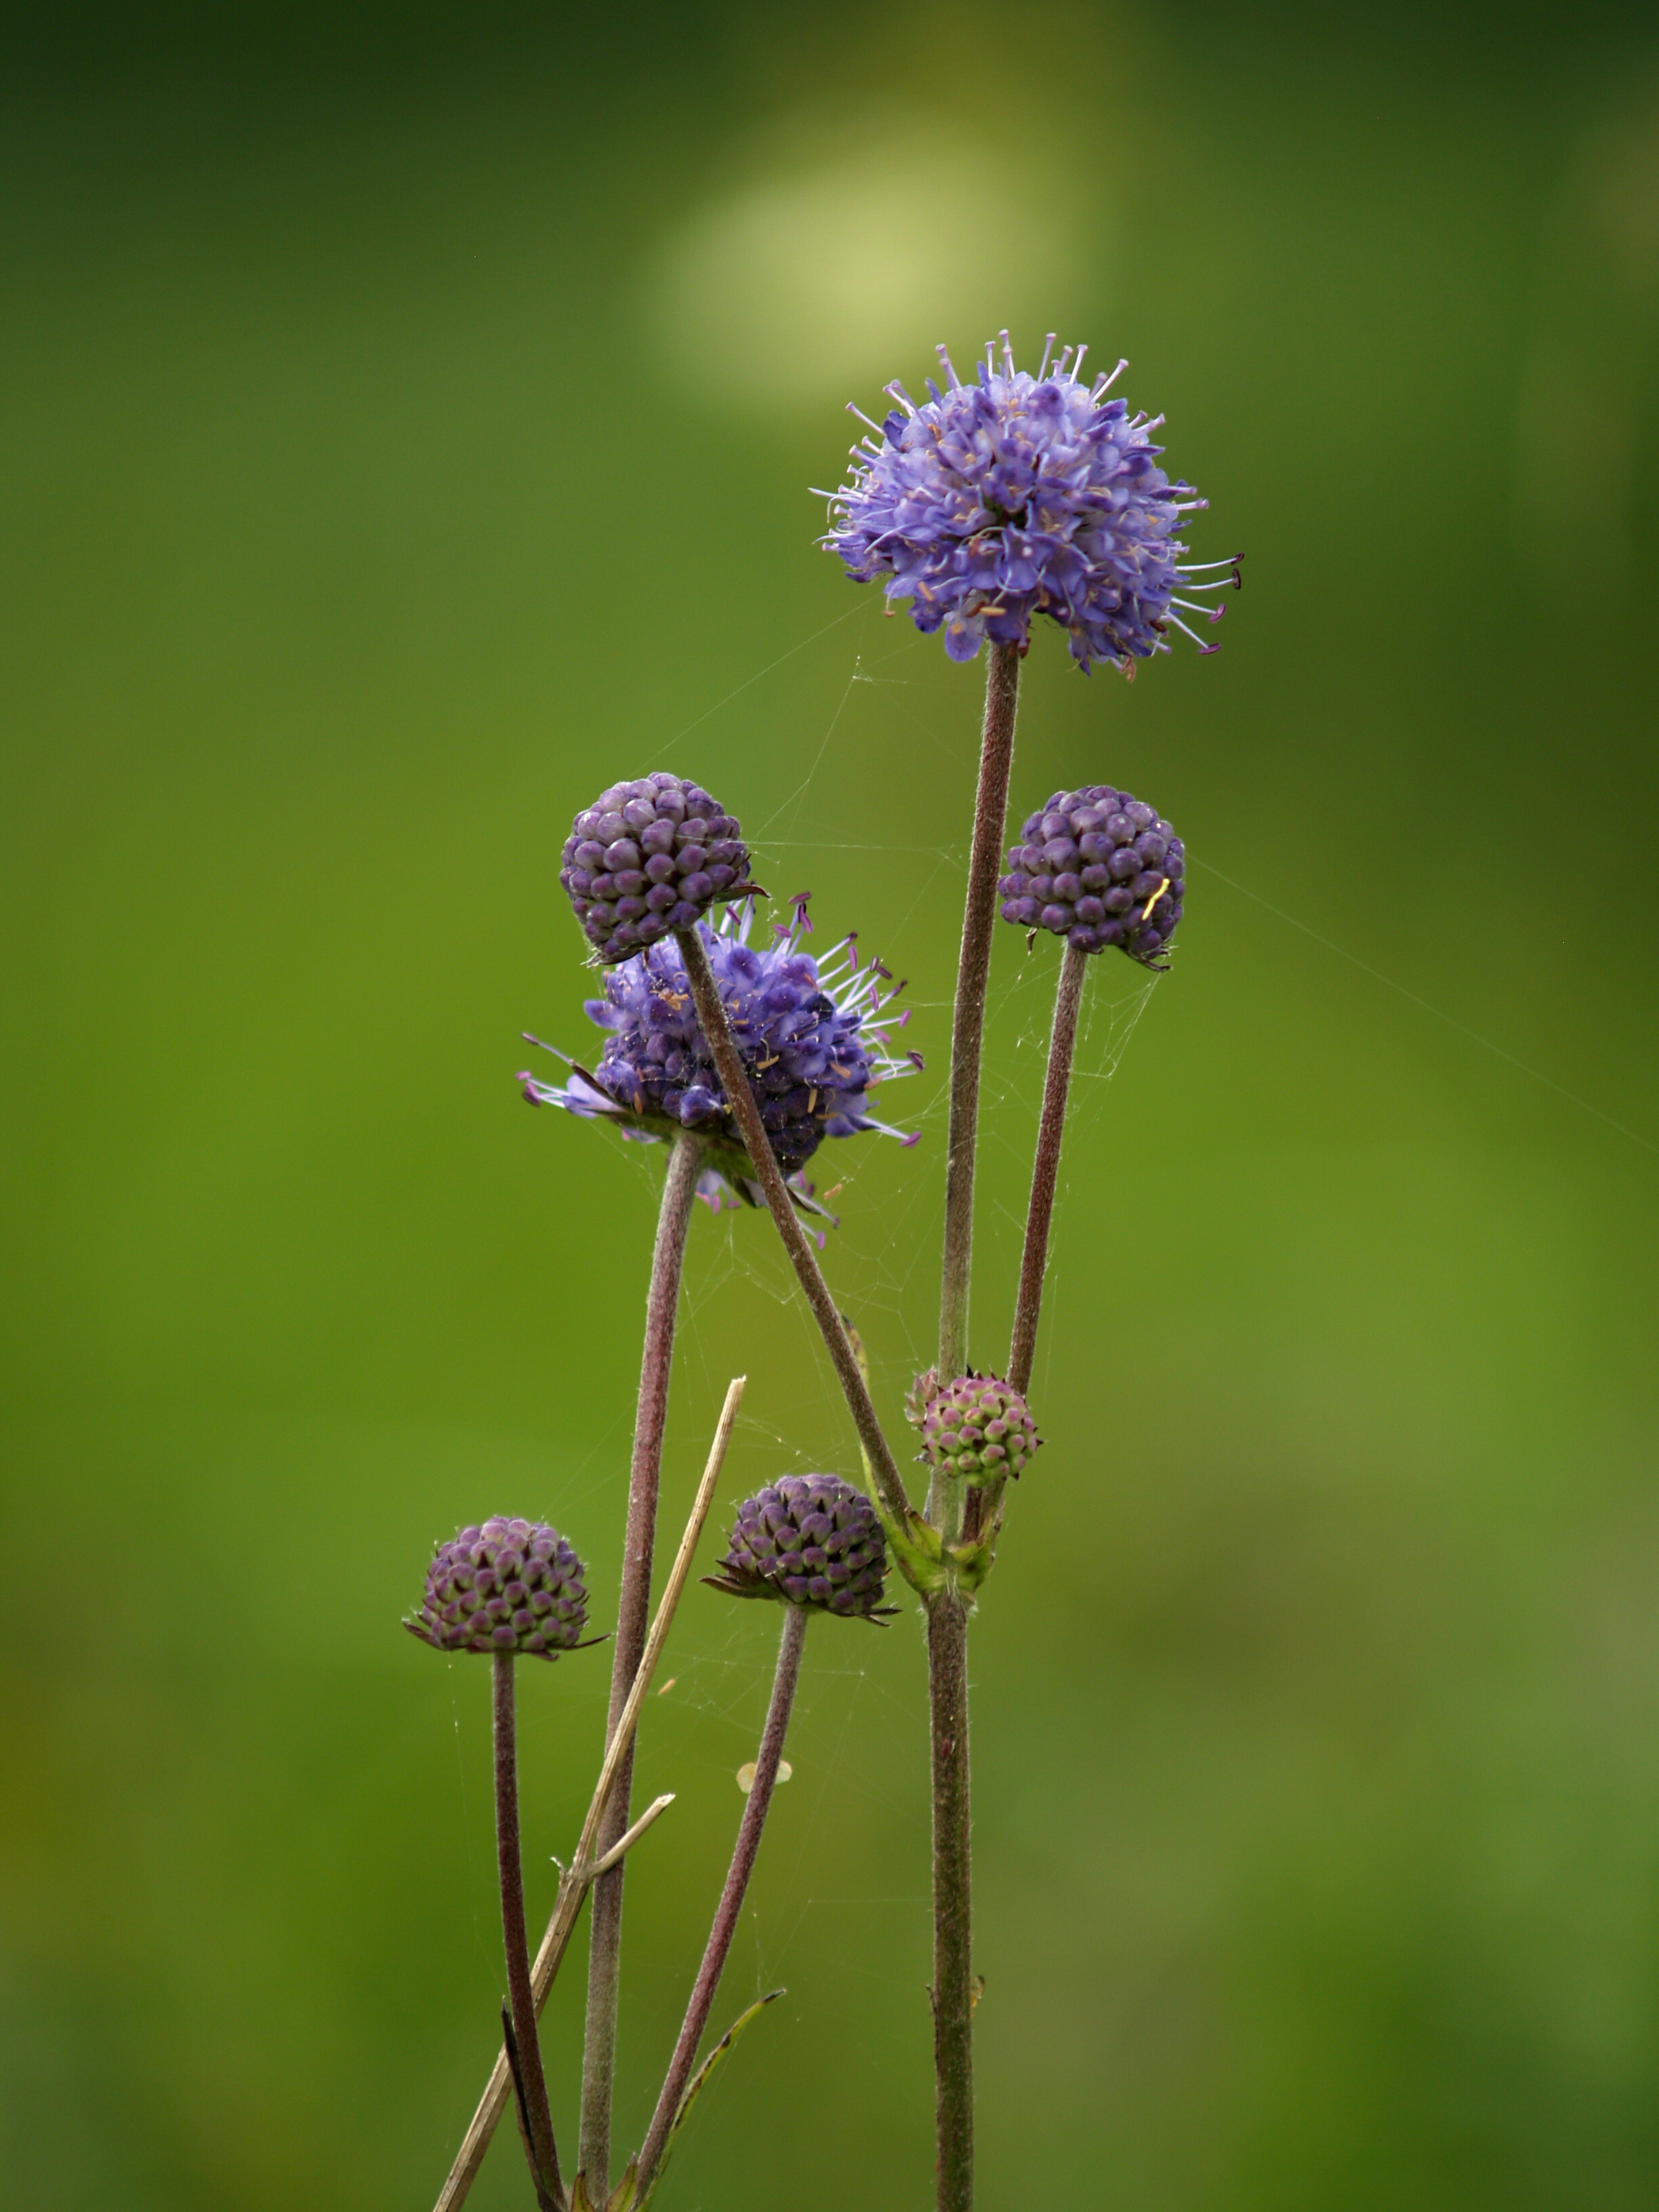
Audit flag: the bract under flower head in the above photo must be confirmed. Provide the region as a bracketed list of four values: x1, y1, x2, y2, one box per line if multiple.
[519, 895, 921, 1221]
[820, 333, 1238, 672]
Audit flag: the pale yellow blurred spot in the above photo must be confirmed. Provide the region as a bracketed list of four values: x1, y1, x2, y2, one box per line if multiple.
[644, 112, 1090, 415]
[736, 1759, 793, 1793]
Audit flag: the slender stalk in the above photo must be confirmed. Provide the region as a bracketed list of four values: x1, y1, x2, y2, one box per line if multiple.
[927, 1591, 974, 2212]
[635, 1602, 809, 2190]
[494, 1653, 564, 2211]
[1007, 939, 1087, 1399]
[921, 642, 1019, 2212]
[500, 2005, 558, 2212]
[579, 1128, 703, 2200]
[433, 1376, 745, 2212]
[937, 640, 1021, 1422]
[673, 924, 912, 1530]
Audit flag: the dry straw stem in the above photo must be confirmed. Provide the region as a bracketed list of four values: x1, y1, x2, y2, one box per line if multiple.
[432, 1375, 747, 2212]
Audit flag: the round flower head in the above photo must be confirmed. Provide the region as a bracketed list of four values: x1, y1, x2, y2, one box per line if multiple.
[906, 1370, 1042, 1486]
[705, 1473, 897, 1620]
[560, 772, 756, 965]
[520, 894, 922, 1221]
[821, 332, 1238, 672]
[998, 785, 1185, 967]
[405, 1516, 590, 1660]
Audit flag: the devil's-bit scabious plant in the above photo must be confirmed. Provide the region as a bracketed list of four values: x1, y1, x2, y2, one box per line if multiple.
[520, 895, 920, 1214]
[417, 329, 1229, 2212]
[409, 1519, 596, 2212]
[821, 331, 1232, 672]
[544, 798, 919, 2200]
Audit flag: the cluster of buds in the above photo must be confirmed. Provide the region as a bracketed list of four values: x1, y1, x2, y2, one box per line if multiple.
[559, 771, 754, 965]
[405, 1517, 590, 1659]
[907, 1370, 1042, 1485]
[998, 784, 1185, 965]
[705, 1473, 896, 1620]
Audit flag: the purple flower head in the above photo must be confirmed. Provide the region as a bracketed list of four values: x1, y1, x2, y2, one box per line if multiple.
[999, 785, 1185, 967]
[405, 1516, 591, 1660]
[819, 333, 1239, 672]
[520, 895, 921, 1222]
[560, 771, 757, 966]
[704, 1473, 897, 1621]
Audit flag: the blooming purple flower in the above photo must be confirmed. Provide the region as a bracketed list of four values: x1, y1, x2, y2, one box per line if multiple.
[520, 895, 920, 1218]
[819, 333, 1237, 672]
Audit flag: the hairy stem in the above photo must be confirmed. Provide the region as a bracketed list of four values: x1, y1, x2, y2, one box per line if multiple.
[927, 1591, 974, 2212]
[578, 1128, 703, 2200]
[936, 640, 1021, 1429]
[494, 1654, 563, 2211]
[1007, 939, 1087, 1399]
[673, 925, 911, 1529]
[636, 1602, 808, 2190]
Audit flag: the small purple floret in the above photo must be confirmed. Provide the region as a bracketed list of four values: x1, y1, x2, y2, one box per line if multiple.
[998, 784, 1185, 966]
[821, 333, 1231, 672]
[705, 1473, 895, 1620]
[405, 1516, 590, 1660]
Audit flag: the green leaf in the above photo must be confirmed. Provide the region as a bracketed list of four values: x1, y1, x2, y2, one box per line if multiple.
[636, 1989, 785, 2207]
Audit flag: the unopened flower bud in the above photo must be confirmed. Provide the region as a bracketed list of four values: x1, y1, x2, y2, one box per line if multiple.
[998, 784, 1184, 966]
[910, 1371, 1042, 1485]
[406, 1516, 589, 1659]
[705, 1473, 895, 1620]
[560, 772, 753, 964]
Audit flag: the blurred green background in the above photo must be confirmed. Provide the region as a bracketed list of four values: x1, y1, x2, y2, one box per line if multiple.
[3, 3, 1658, 2205]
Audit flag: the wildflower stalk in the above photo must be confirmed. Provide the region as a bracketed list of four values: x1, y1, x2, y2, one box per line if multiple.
[935, 638, 1020, 1418]
[919, 638, 1021, 2212]
[433, 1378, 745, 2212]
[635, 1601, 808, 2189]
[1007, 939, 1088, 1398]
[672, 926, 912, 1529]
[493, 1651, 565, 2211]
[928, 1591, 974, 2212]
[579, 1128, 703, 2200]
